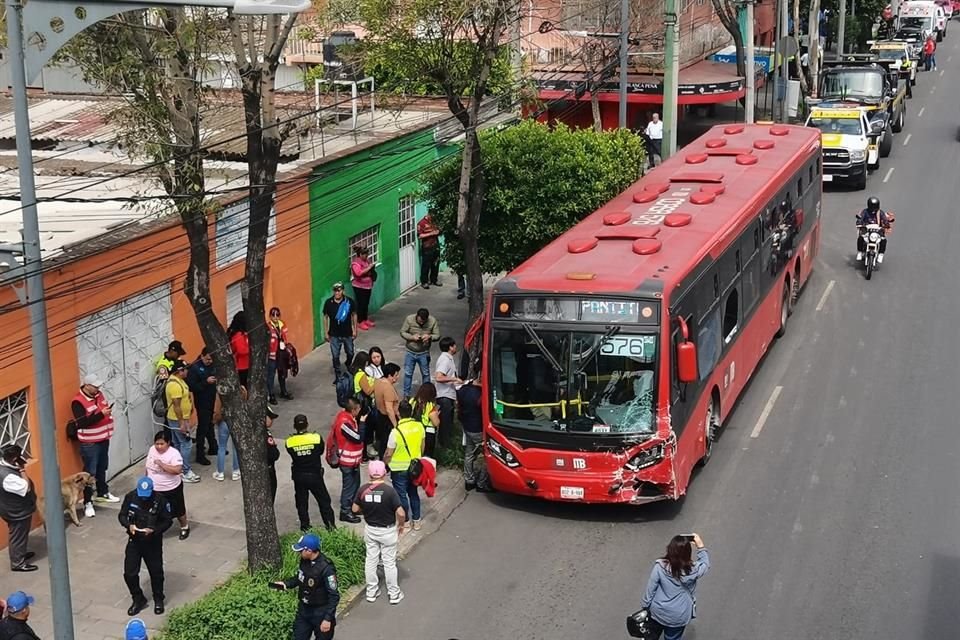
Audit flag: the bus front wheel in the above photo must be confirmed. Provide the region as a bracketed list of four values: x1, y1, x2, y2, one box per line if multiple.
[698, 395, 718, 467]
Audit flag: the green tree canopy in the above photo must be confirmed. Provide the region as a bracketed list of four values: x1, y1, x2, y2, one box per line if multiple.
[423, 120, 646, 276]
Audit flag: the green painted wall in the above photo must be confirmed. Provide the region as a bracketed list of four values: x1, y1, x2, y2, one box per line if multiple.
[308, 127, 448, 347]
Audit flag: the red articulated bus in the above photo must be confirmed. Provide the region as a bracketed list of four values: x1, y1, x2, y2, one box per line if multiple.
[478, 123, 823, 504]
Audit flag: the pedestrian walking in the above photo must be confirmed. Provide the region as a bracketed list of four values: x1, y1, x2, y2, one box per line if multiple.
[164, 361, 200, 483]
[0, 444, 37, 573]
[433, 337, 462, 448]
[119, 477, 173, 616]
[322, 283, 358, 383]
[400, 307, 440, 398]
[124, 619, 149, 640]
[639, 533, 710, 640]
[70, 373, 121, 517]
[372, 363, 402, 460]
[272, 533, 340, 640]
[228, 312, 250, 388]
[417, 214, 442, 288]
[187, 347, 218, 466]
[286, 415, 337, 531]
[350, 245, 377, 330]
[0, 591, 39, 639]
[145, 431, 191, 541]
[457, 378, 492, 492]
[365, 346, 386, 380]
[352, 460, 405, 605]
[329, 397, 364, 523]
[645, 113, 663, 165]
[212, 392, 239, 482]
[384, 401, 425, 531]
[410, 383, 440, 457]
[268, 307, 294, 403]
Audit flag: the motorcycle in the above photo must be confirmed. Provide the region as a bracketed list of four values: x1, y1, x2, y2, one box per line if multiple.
[858, 223, 885, 280]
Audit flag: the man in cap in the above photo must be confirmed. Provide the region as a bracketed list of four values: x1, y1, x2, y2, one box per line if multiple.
[0, 444, 37, 573]
[285, 415, 336, 532]
[70, 372, 120, 518]
[119, 476, 174, 616]
[165, 360, 200, 483]
[272, 533, 340, 640]
[187, 346, 218, 467]
[321, 282, 357, 382]
[124, 619, 149, 640]
[0, 591, 39, 639]
[352, 460, 406, 605]
[154, 340, 187, 378]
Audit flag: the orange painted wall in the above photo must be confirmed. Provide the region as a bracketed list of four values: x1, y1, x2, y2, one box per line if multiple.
[0, 177, 312, 541]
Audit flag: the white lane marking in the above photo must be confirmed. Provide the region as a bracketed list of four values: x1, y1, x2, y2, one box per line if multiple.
[940, 70, 945, 77]
[883, 167, 895, 183]
[750, 386, 783, 439]
[931, 85, 937, 94]
[815, 280, 836, 311]
[903, 133, 912, 146]
[918, 106, 926, 117]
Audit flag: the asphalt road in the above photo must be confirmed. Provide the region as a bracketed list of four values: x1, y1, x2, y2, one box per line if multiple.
[340, 38, 960, 640]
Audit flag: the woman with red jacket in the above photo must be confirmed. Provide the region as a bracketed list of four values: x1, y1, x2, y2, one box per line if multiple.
[227, 312, 250, 387]
[331, 397, 365, 523]
[267, 307, 292, 404]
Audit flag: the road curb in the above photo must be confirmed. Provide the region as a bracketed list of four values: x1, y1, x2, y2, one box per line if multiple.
[337, 468, 467, 616]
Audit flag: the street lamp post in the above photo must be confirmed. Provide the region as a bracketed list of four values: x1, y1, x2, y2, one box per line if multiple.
[4, 1, 308, 638]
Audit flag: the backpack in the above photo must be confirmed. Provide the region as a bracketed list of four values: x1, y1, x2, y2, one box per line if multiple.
[335, 371, 353, 409]
[325, 424, 341, 469]
[151, 376, 169, 418]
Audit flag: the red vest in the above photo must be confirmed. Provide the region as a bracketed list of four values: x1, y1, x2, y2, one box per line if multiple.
[331, 410, 363, 468]
[73, 390, 114, 443]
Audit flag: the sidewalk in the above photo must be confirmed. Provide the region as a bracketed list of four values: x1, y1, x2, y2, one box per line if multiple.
[7, 270, 473, 640]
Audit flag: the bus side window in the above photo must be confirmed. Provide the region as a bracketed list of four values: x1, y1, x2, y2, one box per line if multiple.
[722, 288, 739, 344]
[696, 307, 722, 381]
[809, 164, 814, 184]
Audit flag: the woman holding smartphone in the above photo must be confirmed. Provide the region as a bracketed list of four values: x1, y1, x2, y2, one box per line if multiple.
[639, 533, 710, 640]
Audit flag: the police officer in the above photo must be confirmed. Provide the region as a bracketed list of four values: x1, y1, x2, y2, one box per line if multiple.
[272, 533, 340, 640]
[118, 477, 173, 616]
[285, 415, 336, 531]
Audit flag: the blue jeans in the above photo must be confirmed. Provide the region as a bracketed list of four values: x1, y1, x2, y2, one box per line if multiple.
[339, 466, 360, 515]
[329, 336, 355, 378]
[216, 421, 238, 474]
[267, 359, 277, 397]
[168, 420, 193, 475]
[79, 440, 110, 500]
[402, 351, 430, 398]
[390, 470, 420, 522]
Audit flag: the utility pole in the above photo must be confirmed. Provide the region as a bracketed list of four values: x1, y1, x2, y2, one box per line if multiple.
[772, 0, 782, 120]
[779, 0, 789, 121]
[5, 3, 76, 638]
[618, 0, 630, 127]
[837, 0, 848, 58]
[745, 0, 756, 123]
[512, 0, 523, 102]
[662, 0, 680, 157]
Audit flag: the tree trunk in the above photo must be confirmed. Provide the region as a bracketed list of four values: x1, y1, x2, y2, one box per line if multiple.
[712, 0, 746, 78]
[590, 89, 602, 131]
[793, 0, 809, 96]
[808, 0, 822, 98]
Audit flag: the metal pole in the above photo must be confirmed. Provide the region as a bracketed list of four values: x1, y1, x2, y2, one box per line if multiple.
[837, 0, 847, 57]
[772, 0, 782, 121]
[618, 0, 629, 128]
[662, 0, 680, 156]
[512, 0, 523, 110]
[745, 0, 756, 123]
[779, 0, 789, 121]
[6, 2, 75, 638]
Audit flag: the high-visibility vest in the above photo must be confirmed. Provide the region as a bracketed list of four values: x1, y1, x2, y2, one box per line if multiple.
[73, 390, 114, 443]
[388, 418, 424, 472]
[418, 401, 437, 434]
[353, 370, 371, 396]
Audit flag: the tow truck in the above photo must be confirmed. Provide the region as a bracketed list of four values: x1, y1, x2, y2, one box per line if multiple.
[867, 40, 919, 85]
[806, 106, 883, 190]
[815, 58, 907, 136]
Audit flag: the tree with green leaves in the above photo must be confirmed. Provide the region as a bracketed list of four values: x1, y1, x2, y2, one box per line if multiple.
[423, 120, 645, 275]
[357, 0, 518, 366]
[62, 7, 303, 571]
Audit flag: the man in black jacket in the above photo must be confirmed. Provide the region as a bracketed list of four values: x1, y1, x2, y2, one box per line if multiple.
[187, 347, 219, 466]
[0, 445, 37, 572]
[285, 415, 336, 531]
[272, 533, 340, 639]
[0, 591, 40, 640]
[119, 477, 174, 616]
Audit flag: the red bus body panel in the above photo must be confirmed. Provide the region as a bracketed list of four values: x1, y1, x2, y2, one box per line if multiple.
[483, 123, 823, 504]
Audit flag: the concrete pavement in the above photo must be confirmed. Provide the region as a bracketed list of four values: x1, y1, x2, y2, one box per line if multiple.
[338, 37, 960, 640]
[4, 270, 472, 639]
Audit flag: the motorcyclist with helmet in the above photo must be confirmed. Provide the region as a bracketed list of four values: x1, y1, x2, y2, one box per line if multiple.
[856, 196, 893, 263]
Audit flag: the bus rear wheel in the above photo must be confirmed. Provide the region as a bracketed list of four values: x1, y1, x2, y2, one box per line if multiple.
[776, 283, 790, 337]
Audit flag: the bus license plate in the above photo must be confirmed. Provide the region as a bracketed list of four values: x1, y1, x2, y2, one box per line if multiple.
[560, 486, 585, 500]
[822, 174, 833, 182]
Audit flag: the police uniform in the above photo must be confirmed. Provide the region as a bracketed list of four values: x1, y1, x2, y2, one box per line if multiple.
[118, 479, 174, 614]
[285, 419, 336, 530]
[282, 552, 340, 639]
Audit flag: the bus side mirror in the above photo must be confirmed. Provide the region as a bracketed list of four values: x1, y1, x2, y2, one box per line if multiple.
[677, 341, 699, 384]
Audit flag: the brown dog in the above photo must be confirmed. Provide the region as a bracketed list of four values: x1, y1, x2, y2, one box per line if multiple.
[37, 471, 96, 528]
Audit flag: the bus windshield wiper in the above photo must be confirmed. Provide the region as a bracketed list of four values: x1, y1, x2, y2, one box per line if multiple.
[574, 326, 621, 376]
[521, 322, 564, 374]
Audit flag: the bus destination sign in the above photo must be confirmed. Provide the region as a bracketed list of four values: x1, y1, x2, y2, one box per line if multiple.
[580, 299, 640, 323]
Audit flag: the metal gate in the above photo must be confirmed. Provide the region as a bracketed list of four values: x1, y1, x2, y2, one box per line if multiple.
[398, 195, 418, 291]
[75, 285, 172, 475]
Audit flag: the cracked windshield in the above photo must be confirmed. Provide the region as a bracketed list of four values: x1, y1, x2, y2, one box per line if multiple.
[490, 326, 657, 434]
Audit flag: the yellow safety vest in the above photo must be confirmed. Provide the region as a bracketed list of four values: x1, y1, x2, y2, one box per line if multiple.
[354, 370, 371, 396]
[418, 401, 436, 433]
[389, 418, 424, 472]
